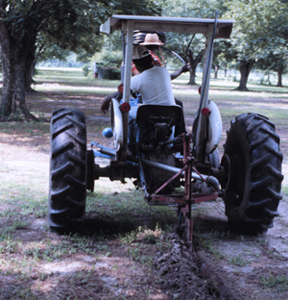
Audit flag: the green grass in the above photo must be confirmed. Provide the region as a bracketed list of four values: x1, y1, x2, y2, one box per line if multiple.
[34, 67, 121, 89]
[260, 274, 288, 291]
[229, 254, 250, 267]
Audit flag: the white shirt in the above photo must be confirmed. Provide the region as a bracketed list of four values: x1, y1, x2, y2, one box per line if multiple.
[130, 66, 176, 106]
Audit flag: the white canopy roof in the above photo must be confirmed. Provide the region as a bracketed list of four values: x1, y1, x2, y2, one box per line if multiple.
[100, 15, 234, 38]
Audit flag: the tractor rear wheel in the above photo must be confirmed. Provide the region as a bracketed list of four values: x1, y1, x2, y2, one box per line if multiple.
[222, 113, 283, 234]
[48, 108, 87, 233]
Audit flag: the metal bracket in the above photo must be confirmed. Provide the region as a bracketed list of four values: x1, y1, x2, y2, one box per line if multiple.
[149, 133, 218, 247]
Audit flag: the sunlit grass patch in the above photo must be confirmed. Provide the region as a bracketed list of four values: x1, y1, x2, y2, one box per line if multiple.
[260, 274, 288, 291]
[116, 224, 173, 263]
[0, 120, 50, 134]
[33, 83, 118, 95]
[281, 186, 288, 198]
[229, 254, 250, 267]
[0, 182, 47, 219]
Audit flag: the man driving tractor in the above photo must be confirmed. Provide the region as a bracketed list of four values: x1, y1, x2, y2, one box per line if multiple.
[101, 32, 190, 114]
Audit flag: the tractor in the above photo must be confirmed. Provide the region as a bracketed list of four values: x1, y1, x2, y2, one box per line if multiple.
[48, 14, 283, 246]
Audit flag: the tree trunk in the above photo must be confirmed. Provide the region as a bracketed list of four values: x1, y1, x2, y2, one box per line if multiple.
[0, 22, 37, 120]
[0, 50, 14, 117]
[236, 60, 254, 91]
[25, 42, 37, 92]
[276, 64, 286, 87]
[277, 69, 283, 87]
[25, 56, 36, 92]
[214, 65, 219, 79]
[188, 66, 197, 85]
[266, 73, 272, 85]
[1, 45, 36, 120]
[187, 50, 203, 85]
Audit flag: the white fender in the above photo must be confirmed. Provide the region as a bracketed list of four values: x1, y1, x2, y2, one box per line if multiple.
[205, 100, 222, 154]
[111, 98, 123, 152]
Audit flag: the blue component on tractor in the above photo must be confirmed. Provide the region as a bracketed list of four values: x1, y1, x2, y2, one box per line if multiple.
[102, 127, 113, 138]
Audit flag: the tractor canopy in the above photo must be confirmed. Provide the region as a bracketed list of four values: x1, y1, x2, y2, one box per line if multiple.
[100, 15, 233, 38]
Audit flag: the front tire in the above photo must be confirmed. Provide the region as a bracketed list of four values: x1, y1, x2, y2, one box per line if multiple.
[222, 113, 283, 234]
[48, 108, 87, 233]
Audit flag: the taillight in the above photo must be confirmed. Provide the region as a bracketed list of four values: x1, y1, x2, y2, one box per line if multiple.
[201, 107, 210, 115]
[120, 102, 130, 113]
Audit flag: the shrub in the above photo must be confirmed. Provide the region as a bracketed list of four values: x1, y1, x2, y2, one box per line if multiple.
[82, 65, 90, 76]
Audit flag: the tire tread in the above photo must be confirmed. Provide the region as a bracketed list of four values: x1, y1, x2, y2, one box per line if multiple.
[49, 108, 87, 233]
[223, 113, 283, 234]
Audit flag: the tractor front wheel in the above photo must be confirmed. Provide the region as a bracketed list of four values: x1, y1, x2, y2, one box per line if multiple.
[222, 113, 283, 234]
[48, 108, 87, 233]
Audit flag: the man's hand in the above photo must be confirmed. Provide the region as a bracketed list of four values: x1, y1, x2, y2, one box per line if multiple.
[181, 62, 191, 73]
[101, 98, 110, 114]
[118, 83, 124, 94]
[101, 89, 123, 114]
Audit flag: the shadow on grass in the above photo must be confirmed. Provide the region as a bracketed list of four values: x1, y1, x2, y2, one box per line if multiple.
[82, 214, 175, 237]
[193, 216, 230, 235]
[76, 189, 179, 237]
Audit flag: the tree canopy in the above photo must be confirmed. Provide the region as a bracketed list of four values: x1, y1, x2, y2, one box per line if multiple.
[155, 0, 288, 90]
[1, 0, 288, 121]
[224, 0, 288, 90]
[152, 0, 230, 84]
[0, 0, 160, 120]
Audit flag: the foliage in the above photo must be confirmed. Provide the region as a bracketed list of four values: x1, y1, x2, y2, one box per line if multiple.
[218, 0, 287, 89]
[224, 0, 287, 64]
[36, 44, 71, 64]
[82, 65, 90, 76]
[255, 51, 288, 75]
[98, 67, 121, 80]
[36, 0, 161, 62]
[100, 50, 123, 68]
[0, 0, 162, 119]
[159, 0, 216, 60]
[89, 49, 123, 79]
[150, 0, 288, 88]
[152, 0, 231, 84]
[213, 40, 234, 74]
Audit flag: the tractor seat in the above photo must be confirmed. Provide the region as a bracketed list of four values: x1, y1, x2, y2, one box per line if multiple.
[135, 105, 182, 127]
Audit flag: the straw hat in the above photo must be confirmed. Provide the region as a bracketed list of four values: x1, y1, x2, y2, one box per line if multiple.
[132, 45, 151, 60]
[140, 33, 164, 46]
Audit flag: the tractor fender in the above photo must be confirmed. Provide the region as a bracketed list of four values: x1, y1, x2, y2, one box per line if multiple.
[205, 100, 222, 154]
[111, 98, 124, 151]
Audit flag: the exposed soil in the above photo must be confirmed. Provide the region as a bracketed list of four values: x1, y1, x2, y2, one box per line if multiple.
[1, 83, 288, 300]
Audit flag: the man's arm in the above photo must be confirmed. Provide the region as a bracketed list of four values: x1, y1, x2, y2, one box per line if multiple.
[101, 91, 121, 114]
[170, 63, 191, 81]
[101, 83, 136, 114]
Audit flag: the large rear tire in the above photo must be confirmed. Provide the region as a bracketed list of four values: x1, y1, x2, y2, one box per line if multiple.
[48, 108, 87, 233]
[222, 113, 283, 234]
